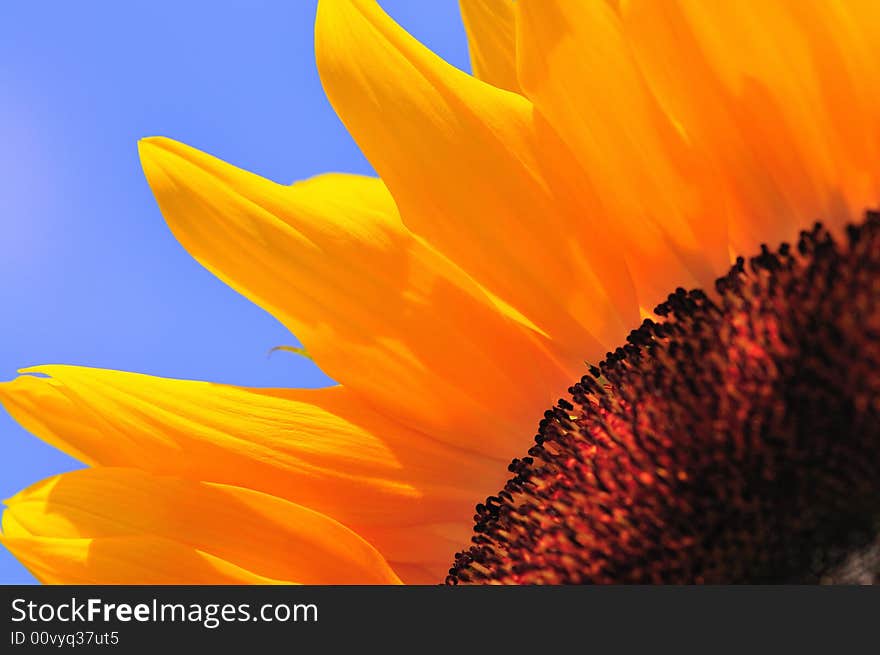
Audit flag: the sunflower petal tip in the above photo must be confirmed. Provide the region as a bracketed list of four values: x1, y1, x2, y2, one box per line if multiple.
[138, 135, 174, 147]
[137, 137, 197, 170]
[0, 368, 41, 391]
[137, 136, 167, 156]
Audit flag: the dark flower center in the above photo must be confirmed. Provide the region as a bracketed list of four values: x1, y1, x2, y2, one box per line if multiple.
[448, 212, 880, 584]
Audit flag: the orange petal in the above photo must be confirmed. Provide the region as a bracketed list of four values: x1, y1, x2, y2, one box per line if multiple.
[316, 0, 640, 352]
[0, 366, 499, 581]
[139, 137, 572, 455]
[2, 468, 401, 584]
[515, 0, 730, 306]
[459, 0, 521, 93]
[620, 0, 880, 255]
[2, 535, 285, 585]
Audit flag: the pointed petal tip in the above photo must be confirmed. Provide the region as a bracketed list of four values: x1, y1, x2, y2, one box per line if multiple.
[137, 135, 175, 148]
[137, 136, 194, 169]
[137, 135, 172, 159]
[0, 366, 41, 385]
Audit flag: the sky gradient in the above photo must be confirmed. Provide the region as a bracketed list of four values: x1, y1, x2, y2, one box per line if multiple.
[0, 0, 471, 584]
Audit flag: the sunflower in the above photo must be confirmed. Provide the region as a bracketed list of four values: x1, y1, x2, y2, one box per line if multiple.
[2, 0, 879, 585]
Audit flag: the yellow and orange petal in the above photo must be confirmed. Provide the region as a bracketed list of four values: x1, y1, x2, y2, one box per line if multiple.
[139, 137, 573, 458]
[0, 367, 497, 582]
[619, 0, 880, 256]
[1, 467, 401, 584]
[459, 0, 520, 94]
[515, 0, 730, 306]
[316, 0, 640, 352]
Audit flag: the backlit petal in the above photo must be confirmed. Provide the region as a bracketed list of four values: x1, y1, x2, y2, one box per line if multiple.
[139, 137, 571, 455]
[316, 0, 640, 352]
[459, 0, 520, 93]
[515, 0, 730, 306]
[620, 0, 880, 255]
[2, 536, 282, 585]
[1, 468, 401, 584]
[0, 366, 500, 581]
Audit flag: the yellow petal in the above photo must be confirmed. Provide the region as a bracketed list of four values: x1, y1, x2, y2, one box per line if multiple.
[316, 0, 640, 352]
[139, 137, 572, 455]
[2, 536, 280, 585]
[620, 0, 880, 255]
[0, 365, 498, 581]
[1, 467, 401, 584]
[459, 0, 521, 93]
[515, 0, 730, 306]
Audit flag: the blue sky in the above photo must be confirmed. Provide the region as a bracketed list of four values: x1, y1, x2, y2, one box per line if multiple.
[0, 0, 471, 584]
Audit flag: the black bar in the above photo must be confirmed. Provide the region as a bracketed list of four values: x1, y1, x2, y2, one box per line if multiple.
[1, 585, 876, 651]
